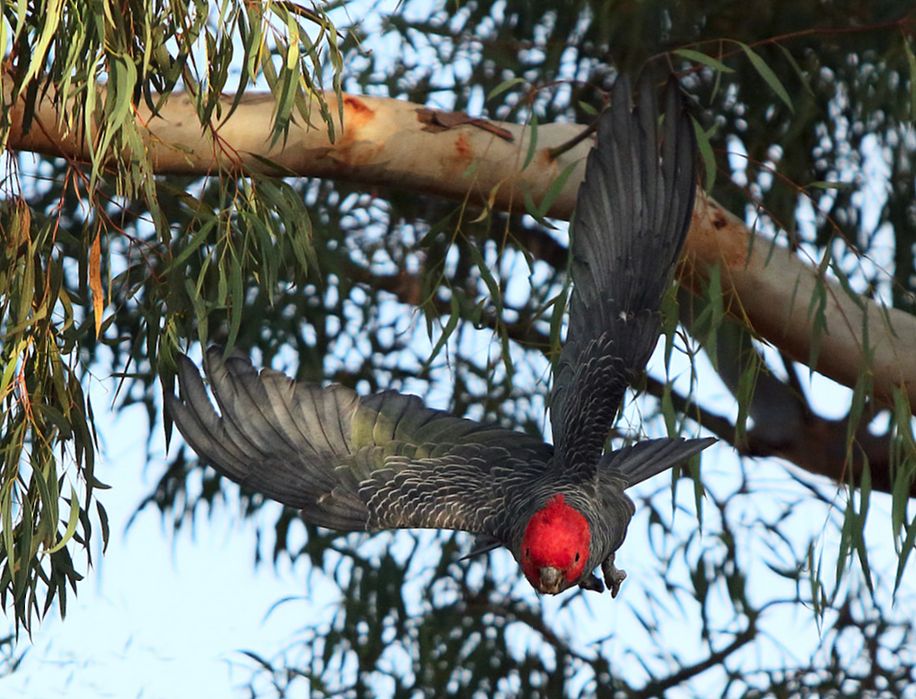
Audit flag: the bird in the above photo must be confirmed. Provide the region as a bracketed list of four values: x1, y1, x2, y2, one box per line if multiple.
[165, 75, 715, 597]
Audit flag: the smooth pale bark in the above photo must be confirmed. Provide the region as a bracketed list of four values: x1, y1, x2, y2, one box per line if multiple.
[7, 85, 916, 408]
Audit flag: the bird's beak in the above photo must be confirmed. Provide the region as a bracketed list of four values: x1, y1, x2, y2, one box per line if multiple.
[538, 566, 565, 594]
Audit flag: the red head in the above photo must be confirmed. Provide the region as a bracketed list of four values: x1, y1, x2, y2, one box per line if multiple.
[520, 494, 590, 594]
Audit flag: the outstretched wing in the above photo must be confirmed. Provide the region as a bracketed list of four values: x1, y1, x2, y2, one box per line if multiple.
[549, 76, 697, 471]
[165, 347, 552, 537]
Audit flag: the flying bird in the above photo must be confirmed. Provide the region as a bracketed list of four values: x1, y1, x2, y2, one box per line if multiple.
[165, 75, 714, 596]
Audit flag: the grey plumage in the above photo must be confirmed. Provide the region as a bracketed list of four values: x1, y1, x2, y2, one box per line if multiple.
[168, 351, 552, 533]
[550, 76, 696, 472]
[165, 75, 715, 595]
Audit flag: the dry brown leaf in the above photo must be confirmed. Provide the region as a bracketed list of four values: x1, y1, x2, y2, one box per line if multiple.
[89, 231, 103, 337]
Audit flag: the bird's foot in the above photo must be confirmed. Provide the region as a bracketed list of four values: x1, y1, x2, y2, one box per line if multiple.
[601, 555, 627, 598]
[579, 573, 605, 593]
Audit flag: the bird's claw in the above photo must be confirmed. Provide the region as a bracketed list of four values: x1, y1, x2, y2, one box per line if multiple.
[579, 573, 604, 593]
[601, 555, 627, 598]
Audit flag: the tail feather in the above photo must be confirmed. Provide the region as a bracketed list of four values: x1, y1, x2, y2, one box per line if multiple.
[601, 437, 716, 488]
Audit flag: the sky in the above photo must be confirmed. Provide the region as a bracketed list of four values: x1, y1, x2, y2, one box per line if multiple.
[0, 390, 311, 698]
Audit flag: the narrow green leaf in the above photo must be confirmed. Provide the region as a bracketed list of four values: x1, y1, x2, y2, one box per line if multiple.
[417, 210, 456, 248]
[466, 242, 501, 305]
[904, 37, 916, 119]
[0, 19, 6, 80]
[806, 254, 830, 372]
[109, 54, 138, 130]
[807, 180, 853, 190]
[674, 48, 734, 73]
[705, 264, 723, 368]
[487, 77, 524, 102]
[523, 188, 546, 226]
[691, 116, 717, 192]
[829, 259, 865, 311]
[661, 382, 677, 436]
[16, 242, 34, 323]
[226, 256, 244, 351]
[690, 454, 704, 532]
[807, 542, 822, 622]
[47, 486, 80, 554]
[96, 501, 110, 554]
[14, 492, 32, 601]
[426, 292, 461, 364]
[166, 219, 217, 272]
[854, 462, 874, 596]
[499, 326, 514, 379]
[1, 483, 15, 592]
[895, 514, 916, 594]
[776, 44, 814, 97]
[19, 0, 63, 87]
[548, 287, 569, 363]
[0, 340, 26, 397]
[737, 41, 794, 113]
[845, 368, 871, 454]
[835, 497, 852, 590]
[661, 284, 679, 367]
[11, 0, 27, 45]
[538, 160, 578, 219]
[31, 466, 58, 545]
[734, 337, 760, 445]
[285, 13, 300, 69]
[890, 389, 916, 545]
[523, 113, 538, 170]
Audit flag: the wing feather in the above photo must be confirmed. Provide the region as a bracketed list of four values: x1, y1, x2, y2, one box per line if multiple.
[166, 347, 552, 536]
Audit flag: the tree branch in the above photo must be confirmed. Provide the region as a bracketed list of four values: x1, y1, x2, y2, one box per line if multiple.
[631, 623, 756, 699]
[7, 81, 916, 408]
[355, 263, 909, 495]
[675, 292, 911, 495]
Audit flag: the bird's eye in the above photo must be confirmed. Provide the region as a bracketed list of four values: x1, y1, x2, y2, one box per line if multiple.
[575, 552, 581, 562]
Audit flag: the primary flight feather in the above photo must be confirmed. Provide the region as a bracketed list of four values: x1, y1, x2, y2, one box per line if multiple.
[165, 75, 715, 596]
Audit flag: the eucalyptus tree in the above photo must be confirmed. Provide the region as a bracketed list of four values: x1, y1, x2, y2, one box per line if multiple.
[1, 1, 914, 695]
